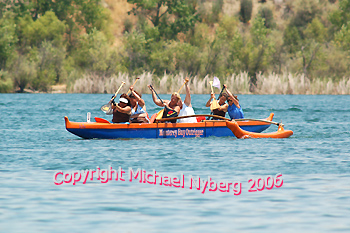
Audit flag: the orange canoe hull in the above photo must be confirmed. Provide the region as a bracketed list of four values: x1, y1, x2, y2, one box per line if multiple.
[226, 120, 293, 139]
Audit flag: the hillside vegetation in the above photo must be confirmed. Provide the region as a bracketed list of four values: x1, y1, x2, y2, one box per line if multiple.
[1, 0, 350, 94]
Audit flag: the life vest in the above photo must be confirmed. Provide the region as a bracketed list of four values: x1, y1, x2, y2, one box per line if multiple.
[211, 102, 227, 120]
[162, 105, 178, 123]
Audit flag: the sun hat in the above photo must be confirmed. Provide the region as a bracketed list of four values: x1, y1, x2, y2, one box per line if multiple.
[119, 97, 128, 104]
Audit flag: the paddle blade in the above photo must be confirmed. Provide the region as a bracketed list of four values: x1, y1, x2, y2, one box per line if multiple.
[101, 103, 113, 115]
[212, 76, 221, 90]
[210, 99, 220, 111]
[156, 109, 164, 120]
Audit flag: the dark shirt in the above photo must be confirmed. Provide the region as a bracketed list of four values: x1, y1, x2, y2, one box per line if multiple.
[112, 109, 130, 123]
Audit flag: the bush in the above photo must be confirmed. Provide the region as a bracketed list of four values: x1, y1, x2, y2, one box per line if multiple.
[209, 0, 224, 24]
[258, 6, 275, 29]
[0, 70, 13, 93]
[289, 0, 321, 36]
[29, 41, 66, 91]
[123, 18, 133, 34]
[239, 0, 253, 24]
[10, 55, 37, 92]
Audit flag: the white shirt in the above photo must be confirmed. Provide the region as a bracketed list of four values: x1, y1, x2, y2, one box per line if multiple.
[178, 102, 197, 123]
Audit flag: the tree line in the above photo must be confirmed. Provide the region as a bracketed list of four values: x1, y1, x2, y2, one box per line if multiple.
[1, 0, 350, 93]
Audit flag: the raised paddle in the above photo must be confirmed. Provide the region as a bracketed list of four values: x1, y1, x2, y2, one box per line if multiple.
[178, 78, 189, 93]
[209, 81, 220, 111]
[101, 81, 125, 115]
[126, 77, 140, 95]
[217, 85, 225, 99]
[209, 85, 225, 118]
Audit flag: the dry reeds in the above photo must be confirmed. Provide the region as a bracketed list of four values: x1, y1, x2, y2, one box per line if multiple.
[71, 72, 350, 95]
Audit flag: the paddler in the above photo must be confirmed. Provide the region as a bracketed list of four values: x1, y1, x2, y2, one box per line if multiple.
[224, 84, 244, 119]
[128, 86, 149, 123]
[148, 85, 181, 123]
[177, 78, 197, 123]
[111, 93, 132, 123]
[205, 92, 229, 120]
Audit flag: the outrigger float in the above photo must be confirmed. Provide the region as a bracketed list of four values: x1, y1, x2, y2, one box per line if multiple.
[64, 113, 293, 139]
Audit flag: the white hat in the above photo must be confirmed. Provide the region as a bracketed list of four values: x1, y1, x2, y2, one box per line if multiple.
[119, 97, 128, 104]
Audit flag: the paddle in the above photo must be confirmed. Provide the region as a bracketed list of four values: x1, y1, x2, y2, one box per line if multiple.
[178, 78, 189, 93]
[209, 81, 220, 111]
[149, 85, 178, 120]
[101, 81, 125, 115]
[217, 85, 225, 99]
[126, 77, 140, 95]
[155, 114, 283, 126]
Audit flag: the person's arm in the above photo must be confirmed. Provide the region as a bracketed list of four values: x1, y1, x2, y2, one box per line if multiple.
[148, 85, 164, 107]
[114, 104, 131, 114]
[174, 105, 181, 114]
[217, 103, 228, 112]
[183, 78, 191, 107]
[130, 86, 145, 107]
[178, 100, 183, 110]
[205, 93, 215, 107]
[224, 84, 240, 108]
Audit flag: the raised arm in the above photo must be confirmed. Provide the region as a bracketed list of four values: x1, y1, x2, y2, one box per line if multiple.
[217, 103, 228, 112]
[148, 85, 165, 107]
[206, 93, 215, 107]
[224, 84, 240, 108]
[130, 86, 145, 107]
[183, 78, 191, 107]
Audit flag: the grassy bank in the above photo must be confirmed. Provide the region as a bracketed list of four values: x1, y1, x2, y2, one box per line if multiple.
[71, 72, 350, 95]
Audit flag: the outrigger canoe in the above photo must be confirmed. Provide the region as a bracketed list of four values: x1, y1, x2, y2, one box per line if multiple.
[64, 113, 275, 139]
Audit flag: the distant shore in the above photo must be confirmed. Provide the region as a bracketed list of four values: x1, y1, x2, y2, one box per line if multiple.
[4, 72, 350, 95]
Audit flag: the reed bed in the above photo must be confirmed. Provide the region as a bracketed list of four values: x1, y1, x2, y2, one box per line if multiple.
[71, 72, 350, 95]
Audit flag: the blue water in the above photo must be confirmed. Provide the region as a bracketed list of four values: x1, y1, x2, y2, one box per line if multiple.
[1, 94, 349, 232]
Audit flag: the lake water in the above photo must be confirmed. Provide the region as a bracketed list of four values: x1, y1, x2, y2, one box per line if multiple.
[1, 94, 349, 232]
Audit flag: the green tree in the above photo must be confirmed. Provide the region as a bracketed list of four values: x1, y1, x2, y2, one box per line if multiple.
[123, 30, 150, 74]
[244, 16, 274, 90]
[31, 41, 66, 90]
[334, 22, 350, 51]
[239, 0, 253, 24]
[329, 0, 350, 32]
[258, 6, 275, 29]
[127, 0, 199, 40]
[0, 12, 18, 69]
[29, 0, 111, 50]
[18, 11, 66, 48]
[73, 29, 117, 76]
